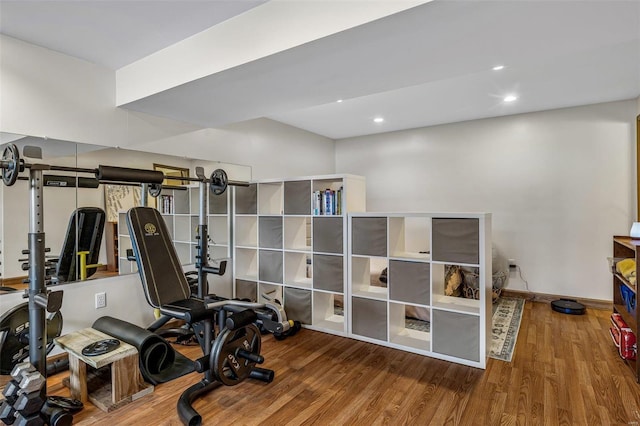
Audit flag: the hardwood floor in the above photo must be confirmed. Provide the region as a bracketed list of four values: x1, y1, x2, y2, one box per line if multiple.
[46, 301, 640, 425]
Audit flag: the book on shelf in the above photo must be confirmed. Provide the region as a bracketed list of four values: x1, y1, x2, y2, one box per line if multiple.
[312, 187, 343, 215]
[160, 194, 174, 214]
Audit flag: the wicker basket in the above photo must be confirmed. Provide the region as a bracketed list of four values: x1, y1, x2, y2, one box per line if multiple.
[461, 268, 509, 302]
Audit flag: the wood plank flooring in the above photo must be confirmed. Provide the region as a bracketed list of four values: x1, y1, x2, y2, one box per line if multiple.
[45, 301, 640, 425]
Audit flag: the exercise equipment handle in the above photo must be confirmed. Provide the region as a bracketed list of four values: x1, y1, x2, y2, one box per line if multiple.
[96, 165, 164, 184]
[225, 310, 258, 331]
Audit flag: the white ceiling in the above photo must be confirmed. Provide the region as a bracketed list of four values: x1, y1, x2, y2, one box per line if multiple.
[1, 0, 639, 140]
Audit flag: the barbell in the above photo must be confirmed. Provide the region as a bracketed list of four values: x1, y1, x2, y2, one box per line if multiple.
[0, 143, 247, 196]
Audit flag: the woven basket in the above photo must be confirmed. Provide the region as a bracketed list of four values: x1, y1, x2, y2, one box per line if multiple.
[461, 269, 508, 302]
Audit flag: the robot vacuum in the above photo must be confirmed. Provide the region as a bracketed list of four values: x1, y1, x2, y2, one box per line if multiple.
[551, 298, 586, 315]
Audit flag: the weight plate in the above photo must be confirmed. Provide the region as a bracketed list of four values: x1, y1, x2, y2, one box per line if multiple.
[210, 323, 261, 386]
[47, 396, 84, 413]
[210, 169, 228, 196]
[0, 303, 63, 375]
[81, 339, 120, 356]
[148, 182, 162, 198]
[1, 144, 20, 186]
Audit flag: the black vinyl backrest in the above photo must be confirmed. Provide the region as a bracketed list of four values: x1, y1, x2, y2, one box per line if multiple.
[126, 207, 190, 308]
[56, 207, 106, 282]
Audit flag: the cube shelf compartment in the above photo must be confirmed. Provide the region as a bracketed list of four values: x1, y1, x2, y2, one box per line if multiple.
[284, 252, 312, 289]
[351, 256, 388, 299]
[389, 303, 430, 351]
[348, 212, 491, 369]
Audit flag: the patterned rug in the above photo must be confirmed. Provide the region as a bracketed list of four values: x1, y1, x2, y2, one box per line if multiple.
[489, 296, 525, 362]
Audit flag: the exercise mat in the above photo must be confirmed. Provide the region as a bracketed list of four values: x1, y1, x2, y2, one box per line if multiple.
[92, 316, 195, 385]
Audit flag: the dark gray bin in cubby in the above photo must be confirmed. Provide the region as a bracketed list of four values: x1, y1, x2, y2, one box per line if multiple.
[313, 254, 343, 293]
[352, 217, 387, 257]
[431, 218, 479, 264]
[284, 180, 311, 215]
[284, 287, 312, 324]
[259, 250, 283, 283]
[259, 216, 283, 249]
[389, 260, 430, 305]
[173, 190, 190, 214]
[235, 184, 257, 214]
[209, 193, 228, 214]
[432, 310, 479, 362]
[352, 297, 387, 341]
[236, 279, 257, 302]
[313, 217, 343, 254]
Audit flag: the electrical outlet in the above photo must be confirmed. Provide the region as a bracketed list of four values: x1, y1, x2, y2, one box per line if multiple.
[95, 292, 106, 309]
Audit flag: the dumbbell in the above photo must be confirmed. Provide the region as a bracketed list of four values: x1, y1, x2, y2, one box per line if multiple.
[0, 400, 16, 425]
[14, 391, 46, 417]
[41, 402, 73, 426]
[3, 364, 37, 404]
[16, 374, 45, 396]
[13, 412, 44, 426]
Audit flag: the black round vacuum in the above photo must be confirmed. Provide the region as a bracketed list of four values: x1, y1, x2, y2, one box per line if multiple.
[551, 298, 586, 315]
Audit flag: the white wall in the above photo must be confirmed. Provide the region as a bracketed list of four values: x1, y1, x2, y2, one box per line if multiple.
[336, 100, 637, 301]
[0, 34, 202, 149]
[128, 118, 336, 180]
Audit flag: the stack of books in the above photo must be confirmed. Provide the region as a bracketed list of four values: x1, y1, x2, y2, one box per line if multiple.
[312, 187, 343, 215]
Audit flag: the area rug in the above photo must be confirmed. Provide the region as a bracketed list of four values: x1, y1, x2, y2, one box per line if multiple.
[489, 296, 525, 362]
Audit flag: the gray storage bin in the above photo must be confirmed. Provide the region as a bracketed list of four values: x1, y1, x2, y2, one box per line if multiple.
[313, 254, 344, 293]
[209, 192, 228, 214]
[432, 218, 479, 264]
[284, 180, 311, 215]
[259, 249, 283, 283]
[389, 260, 430, 305]
[352, 297, 387, 341]
[313, 217, 343, 254]
[236, 279, 257, 302]
[352, 217, 387, 257]
[235, 184, 257, 214]
[259, 216, 283, 249]
[284, 287, 312, 325]
[173, 190, 190, 214]
[432, 310, 479, 362]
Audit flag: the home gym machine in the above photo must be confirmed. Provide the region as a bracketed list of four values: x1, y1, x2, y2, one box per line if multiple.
[0, 143, 294, 425]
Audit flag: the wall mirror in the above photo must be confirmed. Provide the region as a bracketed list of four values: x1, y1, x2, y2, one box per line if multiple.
[0, 132, 251, 298]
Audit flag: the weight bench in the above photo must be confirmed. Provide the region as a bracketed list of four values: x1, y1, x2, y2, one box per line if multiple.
[125, 206, 274, 426]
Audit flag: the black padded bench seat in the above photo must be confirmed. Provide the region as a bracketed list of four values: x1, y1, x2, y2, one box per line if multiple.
[127, 206, 213, 322]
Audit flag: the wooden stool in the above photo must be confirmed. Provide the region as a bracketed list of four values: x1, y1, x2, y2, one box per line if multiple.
[55, 328, 153, 412]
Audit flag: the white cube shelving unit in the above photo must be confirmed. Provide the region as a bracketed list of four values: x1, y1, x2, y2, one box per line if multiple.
[348, 212, 491, 369]
[232, 175, 366, 336]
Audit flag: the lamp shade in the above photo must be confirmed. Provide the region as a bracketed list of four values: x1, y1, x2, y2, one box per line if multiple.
[630, 222, 640, 239]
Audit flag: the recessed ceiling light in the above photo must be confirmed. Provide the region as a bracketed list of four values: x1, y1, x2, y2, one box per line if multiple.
[492, 65, 505, 71]
[373, 117, 384, 123]
[336, 99, 343, 103]
[503, 95, 518, 102]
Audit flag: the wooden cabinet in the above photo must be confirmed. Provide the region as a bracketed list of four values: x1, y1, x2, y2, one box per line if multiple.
[612, 236, 640, 381]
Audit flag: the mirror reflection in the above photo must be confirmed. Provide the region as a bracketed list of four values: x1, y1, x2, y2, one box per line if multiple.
[0, 133, 251, 297]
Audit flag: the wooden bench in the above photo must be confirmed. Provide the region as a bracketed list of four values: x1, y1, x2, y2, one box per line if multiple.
[55, 328, 153, 412]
